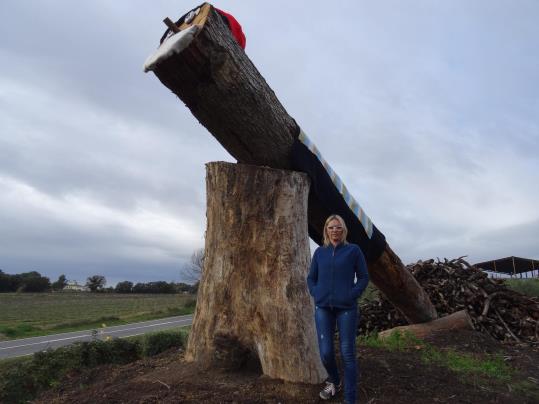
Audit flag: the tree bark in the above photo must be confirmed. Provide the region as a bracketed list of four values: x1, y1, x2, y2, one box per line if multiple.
[378, 310, 474, 340]
[147, 3, 437, 324]
[185, 162, 326, 383]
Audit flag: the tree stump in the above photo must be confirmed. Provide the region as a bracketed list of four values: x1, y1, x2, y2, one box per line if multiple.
[185, 162, 326, 384]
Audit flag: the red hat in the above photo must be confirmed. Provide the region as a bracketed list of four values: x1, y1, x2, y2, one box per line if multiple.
[215, 8, 246, 49]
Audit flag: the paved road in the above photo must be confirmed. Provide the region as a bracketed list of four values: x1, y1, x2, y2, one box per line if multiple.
[0, 314, 193, 359]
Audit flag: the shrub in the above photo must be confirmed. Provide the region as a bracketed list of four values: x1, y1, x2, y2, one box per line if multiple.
[0, 329, 189, 403]
[142, 329, 188, 356]
[74, 338, 142, 368]
[0, 338, 143, 403]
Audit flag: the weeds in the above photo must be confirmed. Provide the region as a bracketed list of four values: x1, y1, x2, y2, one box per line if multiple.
[359, 283, 379, 303]
[357, 331, 513, 380]
[357, 330, 421, 351]
[421, 344, 512, 380]
[0, 324, 38, 338]
[142, 329, 188, 356]
[504, 278, 539, 298]
[0, 328, 189, 403]
[51, 315, 120, 330]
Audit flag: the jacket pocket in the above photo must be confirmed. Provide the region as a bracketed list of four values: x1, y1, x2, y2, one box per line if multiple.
[342, 288, 355, 306]
[314, 286, 329, 305]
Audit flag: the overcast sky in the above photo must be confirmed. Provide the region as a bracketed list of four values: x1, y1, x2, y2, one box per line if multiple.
[1, 1, 537, 286]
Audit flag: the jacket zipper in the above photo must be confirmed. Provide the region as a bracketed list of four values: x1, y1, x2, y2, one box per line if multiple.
[330, 245, 336, 308]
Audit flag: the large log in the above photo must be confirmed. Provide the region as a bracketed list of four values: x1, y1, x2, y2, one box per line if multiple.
[378, 310, 474, 340]
[145, 3, 437, 324]
[185, 162, 326, 383]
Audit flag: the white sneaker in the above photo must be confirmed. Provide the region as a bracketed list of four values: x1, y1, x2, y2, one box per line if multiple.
[319, 380, 341, 400]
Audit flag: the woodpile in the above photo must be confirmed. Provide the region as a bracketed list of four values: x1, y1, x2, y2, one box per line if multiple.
[359, 257, 539, 344]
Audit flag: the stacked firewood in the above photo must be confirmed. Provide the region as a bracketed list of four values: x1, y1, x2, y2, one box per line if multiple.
[359, 257, 539, 344]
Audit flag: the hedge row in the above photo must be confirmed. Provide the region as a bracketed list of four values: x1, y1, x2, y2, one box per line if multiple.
[0, 328, 188, 403]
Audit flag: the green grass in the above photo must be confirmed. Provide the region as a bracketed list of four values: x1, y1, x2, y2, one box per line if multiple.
[0, 328, 189, 404]
[357, 331, 512, 380]
[421, 345, 511, 380]
[357, 330, 425, 351]
[0, 293, 196, 340]
[359, 283, 379, 303]
[504, 278, 539, 298]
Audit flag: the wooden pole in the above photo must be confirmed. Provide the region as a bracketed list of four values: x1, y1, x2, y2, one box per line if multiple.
[146, 3, 437, 324]
[163, 17, 180, 33]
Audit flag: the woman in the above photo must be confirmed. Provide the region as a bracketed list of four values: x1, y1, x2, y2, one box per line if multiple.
[307, 214, 369, 404]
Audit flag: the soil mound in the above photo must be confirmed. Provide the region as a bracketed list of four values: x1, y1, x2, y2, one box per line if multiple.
[35, 332, 539, 403]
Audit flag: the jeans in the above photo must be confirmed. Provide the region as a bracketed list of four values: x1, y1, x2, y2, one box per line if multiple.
[315, 305, 358, 404]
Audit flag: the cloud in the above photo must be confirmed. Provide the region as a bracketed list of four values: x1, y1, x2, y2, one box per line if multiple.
[0, 64, 227, 283]
[0, 0, 537, 285]
[0, 174, 204, 282]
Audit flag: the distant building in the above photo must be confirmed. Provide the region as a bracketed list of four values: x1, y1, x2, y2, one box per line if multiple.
[64, 280, 88, 292]
[474, 256, 539, 279]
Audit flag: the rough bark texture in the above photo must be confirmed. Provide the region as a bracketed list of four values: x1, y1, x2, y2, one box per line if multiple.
[185, 162, 326, 384]
[369, 246, 438, 323]
[153, 4, 297, 169]
[378, 310, 474, 340]
[149, 3, 437, 324]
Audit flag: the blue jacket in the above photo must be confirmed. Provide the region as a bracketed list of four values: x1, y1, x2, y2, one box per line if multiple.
[307, 242, 369, 309]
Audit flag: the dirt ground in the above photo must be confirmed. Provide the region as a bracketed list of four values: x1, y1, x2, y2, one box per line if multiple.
[36, 330, 539, 404]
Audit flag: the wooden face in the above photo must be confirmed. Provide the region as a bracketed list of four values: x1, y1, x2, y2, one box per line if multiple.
[326, 218, 344, 244]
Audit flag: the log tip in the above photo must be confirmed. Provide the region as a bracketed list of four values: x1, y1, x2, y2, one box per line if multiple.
[142, 24, 200, 73]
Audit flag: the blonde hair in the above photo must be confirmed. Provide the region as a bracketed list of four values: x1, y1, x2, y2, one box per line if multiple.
[323, 214, 348, 246]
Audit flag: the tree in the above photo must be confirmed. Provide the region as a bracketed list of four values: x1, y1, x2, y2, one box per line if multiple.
[131, 281, 176, 294]
[115, 281, 133, 293]
[18, 271, 50, 292]
[0, 270, 50, 292]
[181, 248, 204, 284]
[175, 282, 192, 293]
[0, 270, 16, 292]
[86, 275, 106, 292]
[132, 282, 147, 294]
[150, 281, 175, 294]
[52, 274, 68, 291]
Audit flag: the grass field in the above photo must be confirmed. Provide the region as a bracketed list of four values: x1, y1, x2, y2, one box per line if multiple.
[0, 292, 196, 340]
[504, 278, 539, 298]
